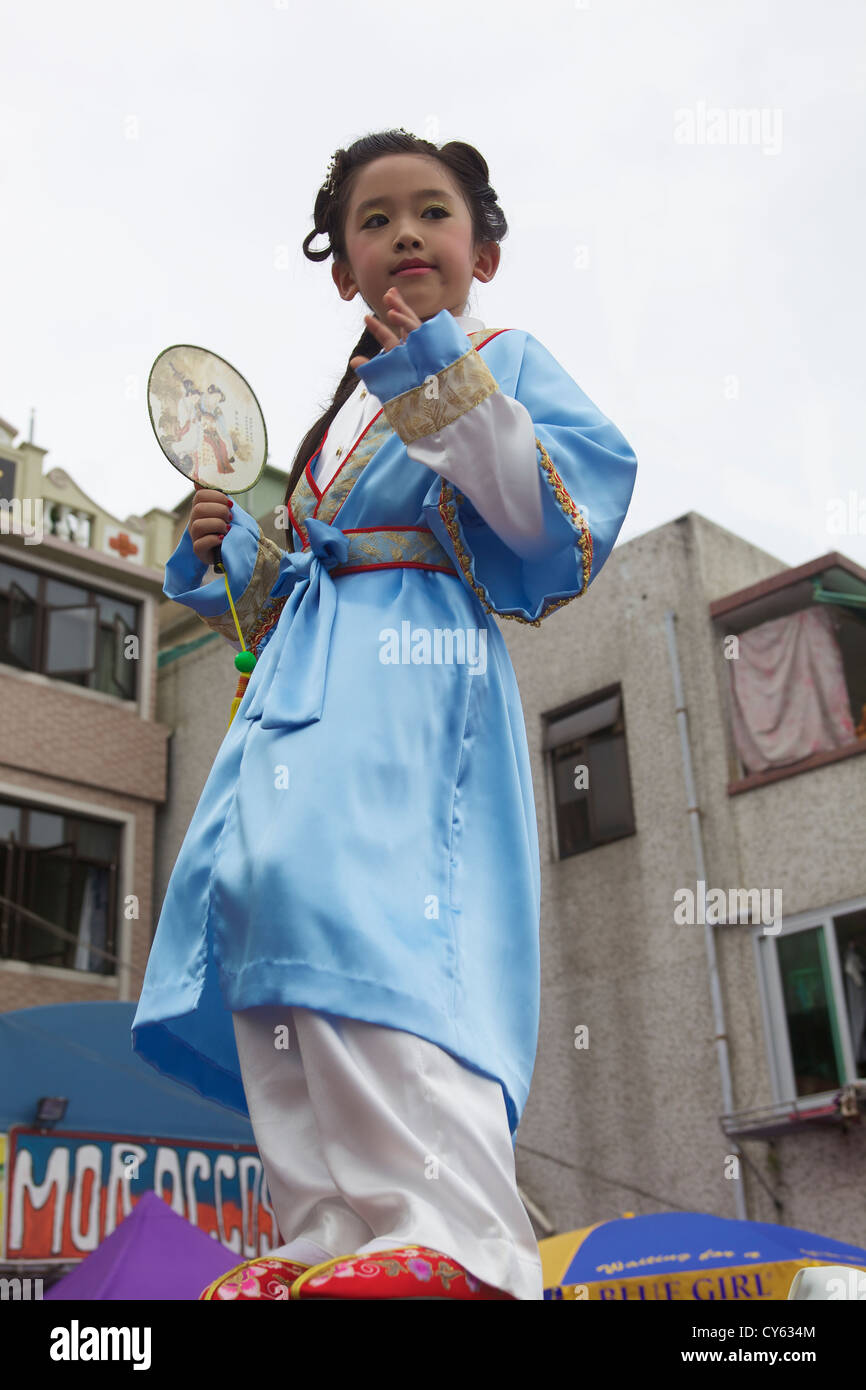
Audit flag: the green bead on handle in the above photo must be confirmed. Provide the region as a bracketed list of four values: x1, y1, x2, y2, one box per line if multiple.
[235, 650, 257, 673]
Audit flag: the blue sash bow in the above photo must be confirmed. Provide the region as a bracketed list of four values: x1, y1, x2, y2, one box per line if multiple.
[242, 516, 349, 730]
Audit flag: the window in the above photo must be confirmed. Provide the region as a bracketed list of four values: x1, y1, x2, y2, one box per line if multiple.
[722, 602, 866, 778]
[0, 798, 121, 975]
[0, 559, 138, 700]
[712, 564, 866, 786]
[758, 904, 866, 1100]
[544, 687, 636, 858]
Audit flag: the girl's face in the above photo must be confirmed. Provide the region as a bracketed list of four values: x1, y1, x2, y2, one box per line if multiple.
[332, 153, 499, 325]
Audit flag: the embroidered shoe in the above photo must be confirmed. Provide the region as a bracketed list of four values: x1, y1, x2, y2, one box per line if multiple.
[199, 1256, 311, 1300]
[288, 1245, 517, 1300]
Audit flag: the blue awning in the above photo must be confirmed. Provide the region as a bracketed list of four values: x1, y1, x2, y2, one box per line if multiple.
[0, 1002, 255, 1143]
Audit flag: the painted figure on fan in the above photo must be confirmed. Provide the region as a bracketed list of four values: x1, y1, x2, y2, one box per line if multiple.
[200, 383, 236, 475]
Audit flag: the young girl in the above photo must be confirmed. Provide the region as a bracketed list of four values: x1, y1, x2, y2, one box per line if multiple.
[132, 128, 637, 1301]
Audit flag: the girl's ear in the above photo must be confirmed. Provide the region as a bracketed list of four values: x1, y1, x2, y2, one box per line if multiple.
[472, 241, 501, 284]
[332, 261, 359, 303]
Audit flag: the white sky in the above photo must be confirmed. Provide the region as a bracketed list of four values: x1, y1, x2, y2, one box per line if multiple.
[1, 0, 864, 571]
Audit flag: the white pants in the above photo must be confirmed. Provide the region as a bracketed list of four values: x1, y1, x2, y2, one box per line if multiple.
[231, 1005, 544, 1300]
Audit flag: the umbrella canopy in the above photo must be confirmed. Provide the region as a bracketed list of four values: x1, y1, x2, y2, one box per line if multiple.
[539, 1211, 866, 1300]
[43, 1190, 241, 1300]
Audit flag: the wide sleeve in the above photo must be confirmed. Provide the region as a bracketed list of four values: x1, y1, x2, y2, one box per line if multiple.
[162, 497, 286, 650]
[354, 309, 638, 625]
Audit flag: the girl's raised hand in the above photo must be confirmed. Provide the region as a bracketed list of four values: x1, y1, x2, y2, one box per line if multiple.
[350, 286, 423, 370]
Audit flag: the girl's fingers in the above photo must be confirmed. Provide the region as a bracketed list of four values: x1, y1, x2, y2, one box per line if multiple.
[190, 516, 230, 540]
[351, 304, 419, 373]
[193, 503, 232, 519]
[190, 501, 232, 547]
[361, 314, 398, 353]
[384, 288, 421, 327]
[386, 308, 421, 334]
[366, 312, 394, 341]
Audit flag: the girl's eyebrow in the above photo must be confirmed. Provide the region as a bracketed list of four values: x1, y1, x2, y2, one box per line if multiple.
[355, 188, 453, 217]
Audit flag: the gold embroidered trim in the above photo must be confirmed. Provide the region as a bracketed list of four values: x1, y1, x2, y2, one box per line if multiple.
[290, 472, 318, 545]
[198, 529, 283, 646]
[381, 348, 500, 445]
[248, 593, 290, 652]
[537, 436, 593, 597]
[331, 527, 455, 571]
[437, 436, 593, 625]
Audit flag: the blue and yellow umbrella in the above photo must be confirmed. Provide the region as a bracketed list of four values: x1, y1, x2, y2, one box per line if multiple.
[539, 1211, 866, 1300]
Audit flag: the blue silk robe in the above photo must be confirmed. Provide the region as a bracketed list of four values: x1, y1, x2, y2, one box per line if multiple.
[131, 308, 637, 1141]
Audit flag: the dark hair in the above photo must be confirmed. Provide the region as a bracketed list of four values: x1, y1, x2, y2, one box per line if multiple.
[281, 128, 508, 530]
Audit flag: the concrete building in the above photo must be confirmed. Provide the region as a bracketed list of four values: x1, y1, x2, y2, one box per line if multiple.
[0, 415, 172, 1012]
[506, 510, 866, 1246]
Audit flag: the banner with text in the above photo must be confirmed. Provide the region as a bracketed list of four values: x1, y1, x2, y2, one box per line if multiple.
[3, 1126, 280, 1262]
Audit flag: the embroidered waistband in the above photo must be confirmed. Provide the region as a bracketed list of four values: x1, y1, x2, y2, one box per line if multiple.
[242, 524, 456, 670]
[303, 524, 456, 578]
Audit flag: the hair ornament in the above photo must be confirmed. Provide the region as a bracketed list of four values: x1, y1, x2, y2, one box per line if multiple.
[325, 149, 345, 198]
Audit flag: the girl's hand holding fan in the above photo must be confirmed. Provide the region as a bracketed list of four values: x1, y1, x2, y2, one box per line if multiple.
[148, 343, 269, 723]
[188, 485, 233, 567]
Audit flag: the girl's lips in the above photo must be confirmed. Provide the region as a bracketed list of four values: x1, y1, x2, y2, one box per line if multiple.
[394, 266, 434, 276]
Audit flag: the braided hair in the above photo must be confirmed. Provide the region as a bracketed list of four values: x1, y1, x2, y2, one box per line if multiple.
[281, 128, 508, 528]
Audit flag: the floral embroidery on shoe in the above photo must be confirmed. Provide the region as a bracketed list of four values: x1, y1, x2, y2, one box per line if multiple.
[214, 1263, 271, 1299]
[240, 1266, 270, 1295]
[207, 1256, 308, 1300]
[297, 1244, 503, 1298]
[308, 1259, 358, 1285]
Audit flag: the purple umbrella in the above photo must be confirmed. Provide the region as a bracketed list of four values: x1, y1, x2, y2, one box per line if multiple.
[44, 1190, 244, 1300]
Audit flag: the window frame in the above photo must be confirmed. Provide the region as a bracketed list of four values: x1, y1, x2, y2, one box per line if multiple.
[709, 557, 866, 794]
[0, 783, 135, 997]
[543, 683, 637, 861]
[753, 892, 866, 1109]
[0, 552, 143, 706]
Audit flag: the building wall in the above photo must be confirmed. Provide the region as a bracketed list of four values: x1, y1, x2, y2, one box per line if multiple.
[0, 524, 169, 1011]
[154, 632, 239, 921]
[502, 511, 866, 1246]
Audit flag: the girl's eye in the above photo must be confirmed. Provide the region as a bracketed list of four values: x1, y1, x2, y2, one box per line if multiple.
[362, 206, 449, 229]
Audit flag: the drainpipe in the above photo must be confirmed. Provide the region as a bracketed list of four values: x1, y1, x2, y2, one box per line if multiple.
[664, 609, 747, 1222]
[517, 1184, 555, 1238]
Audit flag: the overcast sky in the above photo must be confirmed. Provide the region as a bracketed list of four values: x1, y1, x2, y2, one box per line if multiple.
[2, 0, 864, 573]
